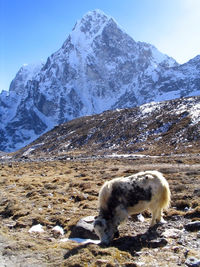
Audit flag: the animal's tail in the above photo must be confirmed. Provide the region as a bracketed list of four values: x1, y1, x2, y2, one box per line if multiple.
[160, 179, 171, 210]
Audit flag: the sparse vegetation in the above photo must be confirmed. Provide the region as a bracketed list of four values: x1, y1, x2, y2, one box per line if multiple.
[9, 96, 200, 161]
[0, 155, 200, 266]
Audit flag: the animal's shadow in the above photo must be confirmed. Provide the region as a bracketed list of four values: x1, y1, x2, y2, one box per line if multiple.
[64, 225, 167, 260]
[111, 225, 167, 256]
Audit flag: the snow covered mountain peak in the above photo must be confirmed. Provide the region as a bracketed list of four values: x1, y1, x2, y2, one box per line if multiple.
[73, 9, 110, 33]
[9, 62, 44, 95]
[0, 10, 200, 152]
[69, 9, 112, 48]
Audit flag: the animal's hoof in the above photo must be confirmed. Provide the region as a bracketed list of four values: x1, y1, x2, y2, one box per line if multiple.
[148, 224, 158, 232]
[114, 230, 120, 238]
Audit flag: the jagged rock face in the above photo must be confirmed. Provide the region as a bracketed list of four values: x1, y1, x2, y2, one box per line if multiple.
[9, 63, 44, 95]
[0, 10, 200, 152]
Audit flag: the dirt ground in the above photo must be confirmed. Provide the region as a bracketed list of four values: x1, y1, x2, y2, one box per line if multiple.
[0, 155, 200, 266]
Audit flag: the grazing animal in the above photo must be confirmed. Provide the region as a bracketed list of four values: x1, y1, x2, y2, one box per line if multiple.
[94, 170, 171, 245]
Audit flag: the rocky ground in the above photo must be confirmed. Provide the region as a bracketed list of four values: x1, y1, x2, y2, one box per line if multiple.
[0, 154, 200, 266]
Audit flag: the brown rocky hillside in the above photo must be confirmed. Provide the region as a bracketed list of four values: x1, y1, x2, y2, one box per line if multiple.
[9, 96, 200, 161]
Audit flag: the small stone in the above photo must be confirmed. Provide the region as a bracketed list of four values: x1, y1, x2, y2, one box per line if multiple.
[148, 238, 168, 248]
[162, 228, 183, 238]
[71, 191, 88, 202]
[52, 225, 64, 237]
[184, 207, 190, 211]
[137, 214, 145, 222]
[95, 259, 109, 265]
[172, 246, 180, 253]
[171, 215, 182, 221]
[185, 256, 200, 267]
[123, 263, 137, 267]
[193, 188, 200, 197]
[184, 221, 200, 232]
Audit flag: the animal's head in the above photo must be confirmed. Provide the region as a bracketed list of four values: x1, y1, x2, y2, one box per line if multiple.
[93, 216, 116, 245]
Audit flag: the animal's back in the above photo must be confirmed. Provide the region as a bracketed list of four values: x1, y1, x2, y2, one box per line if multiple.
[130, 170, 170, 210]
[98, 170, 170, 214]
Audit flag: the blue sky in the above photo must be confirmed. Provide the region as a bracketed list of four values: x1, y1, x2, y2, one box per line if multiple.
[1, 0, 200, 92]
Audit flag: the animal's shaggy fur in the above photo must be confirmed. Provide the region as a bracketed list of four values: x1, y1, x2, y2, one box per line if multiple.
[94, 170, 171, 245]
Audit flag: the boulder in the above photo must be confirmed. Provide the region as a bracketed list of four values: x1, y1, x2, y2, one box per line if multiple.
[69, 216, 98, 240]
[185, 257, 200, 267]
[184, 221, 200, 232]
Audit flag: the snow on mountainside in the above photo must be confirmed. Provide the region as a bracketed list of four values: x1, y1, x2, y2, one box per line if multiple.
[12, 96, 200, 160]
[9, 62, 44, 95]
[0, 9, 200, 152]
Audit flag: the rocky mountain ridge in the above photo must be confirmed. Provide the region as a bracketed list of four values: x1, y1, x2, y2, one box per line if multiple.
[0, 9, 200, 152]
[9, 95, 199, 161]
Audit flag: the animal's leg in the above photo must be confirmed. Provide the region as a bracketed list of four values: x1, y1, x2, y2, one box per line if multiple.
[150, 209, 157, 227]
[115, 205, 128, 224]
[155, 208, 162, 223]
[151, 208, 166, 227]
[156, 208, 167, 224]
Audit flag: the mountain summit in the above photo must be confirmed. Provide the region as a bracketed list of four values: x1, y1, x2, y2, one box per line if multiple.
[0, 10, 200, 152]
[70, 10, 111, 42]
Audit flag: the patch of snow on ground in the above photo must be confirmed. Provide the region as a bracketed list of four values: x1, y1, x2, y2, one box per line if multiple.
[190, 103, 200, 124]
[60, 238, 100, 245]
[175, 98, 200, 125]
[106, 153, 157, 159]
[139, 102, 157, 116]
[23, 143, 44, 156]
[52, 226, 64, 235]
[29, 224, 44, 233]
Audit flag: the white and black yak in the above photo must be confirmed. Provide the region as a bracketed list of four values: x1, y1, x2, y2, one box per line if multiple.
[94, 170, 171, 245]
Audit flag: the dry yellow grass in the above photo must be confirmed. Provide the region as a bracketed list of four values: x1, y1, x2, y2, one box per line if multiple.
[0, 156, 200, 266]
